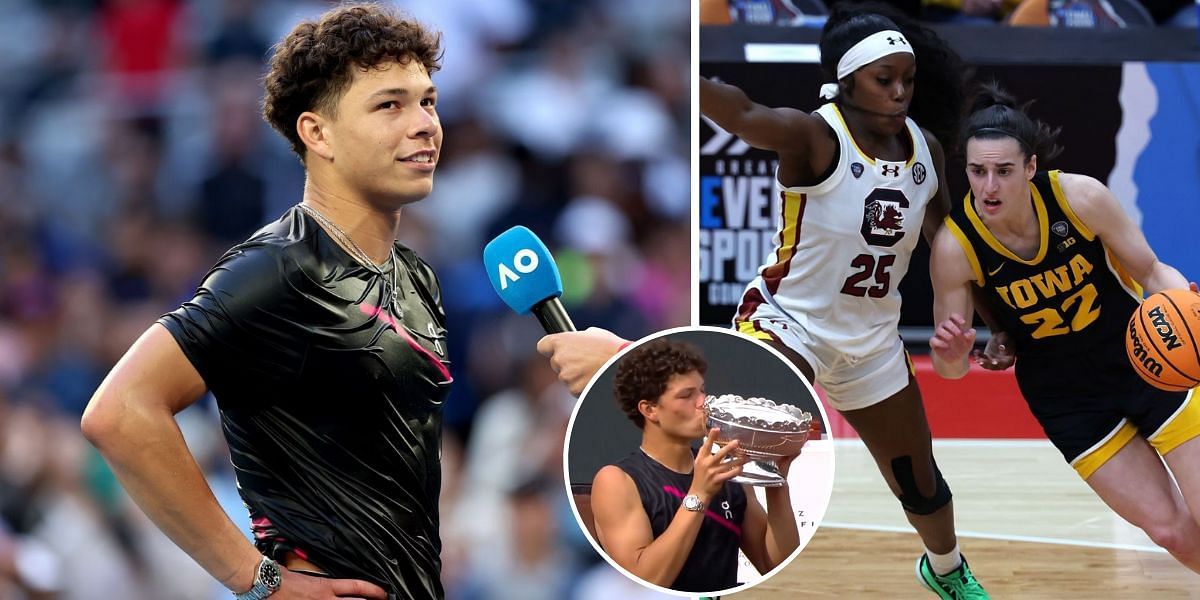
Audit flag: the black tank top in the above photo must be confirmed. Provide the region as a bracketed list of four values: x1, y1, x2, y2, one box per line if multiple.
[614, 449, 747, 593]
[160, 206, 451, 600]
[945, 171, 1143, 391]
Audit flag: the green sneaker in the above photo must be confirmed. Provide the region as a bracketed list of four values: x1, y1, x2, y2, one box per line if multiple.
[915, 554, 989, 599]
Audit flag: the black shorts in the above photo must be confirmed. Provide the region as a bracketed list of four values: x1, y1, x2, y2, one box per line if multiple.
[1015, 348, 1196, 478]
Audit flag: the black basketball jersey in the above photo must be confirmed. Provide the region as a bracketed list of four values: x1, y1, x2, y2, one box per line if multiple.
[614, 449, 747, 593]
[945, 170, 1142, 362]
[160, 207, 451, 600]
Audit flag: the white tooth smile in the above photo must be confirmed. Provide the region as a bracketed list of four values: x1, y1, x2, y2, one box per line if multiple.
[405, 155, 432, 163]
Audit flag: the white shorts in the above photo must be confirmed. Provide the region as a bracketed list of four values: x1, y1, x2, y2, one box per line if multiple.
[734, 300, 914, 412]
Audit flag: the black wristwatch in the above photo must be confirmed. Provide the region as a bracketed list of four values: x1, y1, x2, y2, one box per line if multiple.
[233, 556, 282, 599]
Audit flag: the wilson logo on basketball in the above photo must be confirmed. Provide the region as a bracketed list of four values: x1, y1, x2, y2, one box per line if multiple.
[1126, 289, 1200, 391]
[1127, 319, 1164, 377]
[1147, 305, 1184, 350]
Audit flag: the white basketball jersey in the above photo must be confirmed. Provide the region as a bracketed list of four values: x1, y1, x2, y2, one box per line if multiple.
[745, 103, 937, 357]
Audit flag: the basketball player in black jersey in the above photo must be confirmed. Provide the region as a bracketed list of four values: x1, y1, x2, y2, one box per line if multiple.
[930, 84, 1200, 573]
[589, 340, 801, 593]
[81, 5, 449, 599]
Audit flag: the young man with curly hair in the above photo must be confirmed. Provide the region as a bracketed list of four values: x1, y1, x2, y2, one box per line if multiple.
[82, 4, 448, 599]
[590, 339, 800, 594]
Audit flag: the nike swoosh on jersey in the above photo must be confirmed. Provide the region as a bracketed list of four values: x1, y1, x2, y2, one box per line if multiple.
[988, 263, 1006, 277]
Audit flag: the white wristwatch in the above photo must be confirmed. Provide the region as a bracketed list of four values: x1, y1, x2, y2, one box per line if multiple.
[682, 494, 705, 512]
[234, 556, 282, 599]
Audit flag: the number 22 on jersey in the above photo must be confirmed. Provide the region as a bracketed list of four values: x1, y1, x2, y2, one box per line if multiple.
[1018, 283, 1101, 339]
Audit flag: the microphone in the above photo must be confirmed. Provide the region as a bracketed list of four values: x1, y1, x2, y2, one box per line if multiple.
[483, 226, 577, 333]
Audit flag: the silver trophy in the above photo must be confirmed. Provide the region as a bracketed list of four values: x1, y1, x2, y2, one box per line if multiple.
[704, 394, 813, 487]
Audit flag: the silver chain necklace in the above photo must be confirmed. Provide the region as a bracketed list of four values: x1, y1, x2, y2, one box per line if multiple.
[298, 203, 400, 311]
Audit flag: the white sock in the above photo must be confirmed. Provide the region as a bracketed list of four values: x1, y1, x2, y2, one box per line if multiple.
[925, 543, 962, 576]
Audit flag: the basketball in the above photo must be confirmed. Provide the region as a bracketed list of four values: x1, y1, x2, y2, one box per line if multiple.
[1126, 289, 1200, 391]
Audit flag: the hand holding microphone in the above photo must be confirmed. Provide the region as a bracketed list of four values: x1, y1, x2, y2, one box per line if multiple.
[484, 227, 629, 395]
[537, 328, 628, 396]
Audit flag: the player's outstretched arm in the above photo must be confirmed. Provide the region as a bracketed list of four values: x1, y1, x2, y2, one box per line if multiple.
[920, 133, 1015, 370]
[537, 327, 628, 396]
[1061, 173, 1189, 295]
[700, 77, 825, 155]
[929, 226, 980, 379]
[592, 431, 746, 587]
[82, 325, 387, 599]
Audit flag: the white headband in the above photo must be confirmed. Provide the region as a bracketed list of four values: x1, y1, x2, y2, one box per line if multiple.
[819, 30, 914, 101]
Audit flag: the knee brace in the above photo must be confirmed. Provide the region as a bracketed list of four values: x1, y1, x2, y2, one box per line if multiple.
[891, 455, 952, 516]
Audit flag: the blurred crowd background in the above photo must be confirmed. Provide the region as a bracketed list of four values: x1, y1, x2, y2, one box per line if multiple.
[0, 0, 689, 598]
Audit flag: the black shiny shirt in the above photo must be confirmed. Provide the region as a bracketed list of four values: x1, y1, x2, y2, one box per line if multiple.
[160, 207, 451, 599]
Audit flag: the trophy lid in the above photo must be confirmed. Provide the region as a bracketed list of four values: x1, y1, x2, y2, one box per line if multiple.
[705, 394, 812, 433]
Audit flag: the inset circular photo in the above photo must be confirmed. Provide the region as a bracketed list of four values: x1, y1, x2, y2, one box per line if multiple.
[564, 326, 834, 597]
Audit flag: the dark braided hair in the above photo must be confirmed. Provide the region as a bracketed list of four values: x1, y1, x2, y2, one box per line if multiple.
[962, 81, 1063, 164]
[613, 339, 707, 429]
[820, 2, 967, 153]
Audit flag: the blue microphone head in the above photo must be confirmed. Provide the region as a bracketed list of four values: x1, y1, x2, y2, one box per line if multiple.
[483, 226, 564, 314]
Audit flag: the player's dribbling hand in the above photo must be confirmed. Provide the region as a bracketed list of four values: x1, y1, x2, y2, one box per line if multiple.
[536, 327, 628, 396]
[276, 568, 388, 599]
[689, 428, 747, 501]
[929, 314, 976, 362]
[973, 330, 1015, 371]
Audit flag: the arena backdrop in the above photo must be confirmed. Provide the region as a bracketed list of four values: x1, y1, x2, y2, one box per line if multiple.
[700, 60, 1200, 327]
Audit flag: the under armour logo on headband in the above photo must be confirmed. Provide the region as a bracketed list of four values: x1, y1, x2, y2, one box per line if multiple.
[820, 31, 916, 102]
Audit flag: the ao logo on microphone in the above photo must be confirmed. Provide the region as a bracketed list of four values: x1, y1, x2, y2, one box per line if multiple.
[497, 248, 539, 290]
[483, 226, 565, 315]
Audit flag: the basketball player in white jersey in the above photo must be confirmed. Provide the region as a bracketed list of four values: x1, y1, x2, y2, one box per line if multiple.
[700, 4, 990, 598]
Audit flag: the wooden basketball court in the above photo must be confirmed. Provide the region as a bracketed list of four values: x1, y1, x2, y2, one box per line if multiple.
[735, 529, 1198, 598]
[729, 440, 1200, 598]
